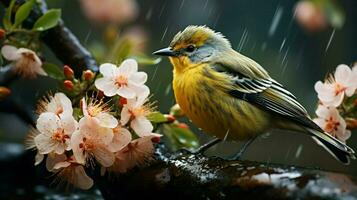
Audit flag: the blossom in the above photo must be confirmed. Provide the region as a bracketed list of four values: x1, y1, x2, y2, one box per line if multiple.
[1, 45, 47, 78]
[37, 92, 73, 117]
[294, 1, 327, 32]
[95, 59, 149, 99]
[52, 155, 93, 190]
[34, 113, 77, 154]
[79, 0, 138, 25]
[314, 64, 356, 107]
[81, 97, 118, 128]
[109, 134, 161, 173]
[106, 123, 132, 152]
[71, 117, 115, 167]
[313, 105, 351, 143]
[120, 95, 153, 137]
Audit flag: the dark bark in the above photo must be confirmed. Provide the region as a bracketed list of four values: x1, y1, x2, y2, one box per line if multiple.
[95, 144, 357, 200]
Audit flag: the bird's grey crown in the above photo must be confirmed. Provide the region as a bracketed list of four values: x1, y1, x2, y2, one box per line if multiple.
[170, 25, 231, 49]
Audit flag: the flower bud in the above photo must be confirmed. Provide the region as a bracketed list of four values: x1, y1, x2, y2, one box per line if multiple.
[0, 29, 5, 39]
[170, 104, 184, 117]
[97, 90, 104, 99]
[0, 87, 11, 100]
[63, 80, 74, 91]
[63, 65, 74, 79]
[119, 97, 127, 105]
[151, 136, 161, 143]
[177, 123, 189, 129]
[164, 114, 176, 123]
[83, 70, 94, 81]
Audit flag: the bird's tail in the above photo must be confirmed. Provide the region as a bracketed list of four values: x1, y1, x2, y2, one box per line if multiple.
[306, 128, 355, 164]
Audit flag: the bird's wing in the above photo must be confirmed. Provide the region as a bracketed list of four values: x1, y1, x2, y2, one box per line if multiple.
[212, 63, 323, 132]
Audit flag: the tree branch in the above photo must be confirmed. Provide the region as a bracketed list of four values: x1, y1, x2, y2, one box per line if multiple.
[0, 0, 98, 77]
[95, 145, 357, 200]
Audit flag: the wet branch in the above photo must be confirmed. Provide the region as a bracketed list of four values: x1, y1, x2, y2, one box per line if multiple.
[95, 145, 357, 200]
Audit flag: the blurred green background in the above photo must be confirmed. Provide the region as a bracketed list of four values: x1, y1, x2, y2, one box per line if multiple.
[1, 0, 357, 175]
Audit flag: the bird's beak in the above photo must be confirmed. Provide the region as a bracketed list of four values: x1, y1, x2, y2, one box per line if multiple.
[153, 47, 177, 57]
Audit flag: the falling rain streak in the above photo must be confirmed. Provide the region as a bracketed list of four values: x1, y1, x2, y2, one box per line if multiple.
[325, 29, 336, 52]
[161, 27, 168, 42]
[237, 29, 249, 52]
[269, 6, 283, 37]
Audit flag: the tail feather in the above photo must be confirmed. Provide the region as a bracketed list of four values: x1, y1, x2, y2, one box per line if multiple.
[307, 128, 355, 164]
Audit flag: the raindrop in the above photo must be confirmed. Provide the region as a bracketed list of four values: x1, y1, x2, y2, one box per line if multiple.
[279, 38, 286, 52]
[179, 0, 185, 11]
[84, 29, 92, 44]
[261, 42, 267, 51]
[158, 1, 167, 19]
[146, 7, 153, 20]
[161, 26, 169, 42]
[268, 6, 284, 37]
[203, 0, 209, 10]
[325, 29, 336, 52]
[165, 83, 172, 95]
[237, 28, 249, 51]
[151, 65, 159, 81]
[295, 145, 303, 158]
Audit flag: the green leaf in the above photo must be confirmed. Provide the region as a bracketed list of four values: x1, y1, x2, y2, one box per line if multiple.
[3, 0, 17, 29]
[130, 55, 162, 65]
[42, 62, 64, 80]
[14, 0, 35, 27]
[33, 9, 61, 31]
[147, 112, 167, 123]
[321, 0, 345, 29]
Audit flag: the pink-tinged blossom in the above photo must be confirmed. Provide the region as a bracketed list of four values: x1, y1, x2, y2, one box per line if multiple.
[95, 59, 149, 99]
[106, 124, 132, 152]
[313, 105, 351, 143]
[52, 155, 93, 190]
[34, 113, 77, 154]
[81, 97, 118, 128]
[37, 92, 73, 118]
[120, 95, 153, 137]
[314, 64, 356, 107]
[71, 117, 115, 167]
[1, 45, 47, 78]
[109, 134, 161, 173]
[79, 0, 138, 25]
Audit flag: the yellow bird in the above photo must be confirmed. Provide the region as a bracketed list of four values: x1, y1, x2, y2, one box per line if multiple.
[153, 25, 355, 164]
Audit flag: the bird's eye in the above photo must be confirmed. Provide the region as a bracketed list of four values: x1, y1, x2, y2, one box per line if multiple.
[186, 45, 196, 52]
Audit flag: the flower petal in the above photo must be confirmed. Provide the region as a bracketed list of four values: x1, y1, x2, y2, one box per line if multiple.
[117, 86, 136, 99]
[95, 77, 118, 97]
[55, 92, 73, 115]
[99, 63, 117, 77]
[1, 45, 20, 60]
[96, 113, 118, 128]
[73, 165, 94, 190]
[131, 116, 153, 137]
[334, 64, 352, 85]
[120, 106, 131, 125]
[117, 59, 138, 75]
[34, 134, 55, 154]
[61, 114, 78, 135]
[35, 152, 44, 166]
[129, 71, 147, 85]
[71, 131, 86, 165]
[46, 153, 67, 172]
[36, 113, 61, 136]
[93, 146, 115, 167]
[107, 127, 132, 152]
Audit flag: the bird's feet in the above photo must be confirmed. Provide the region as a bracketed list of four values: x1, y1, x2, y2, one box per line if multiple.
[178, 138, 222, 155]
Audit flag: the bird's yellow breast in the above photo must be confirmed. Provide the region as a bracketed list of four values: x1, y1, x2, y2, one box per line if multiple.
[171, 57, 271, 140]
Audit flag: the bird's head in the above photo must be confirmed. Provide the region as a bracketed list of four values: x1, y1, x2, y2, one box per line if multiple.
[153, 25, 231, 70]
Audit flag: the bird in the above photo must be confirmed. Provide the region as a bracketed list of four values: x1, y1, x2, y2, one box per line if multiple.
[153, 25, 355, 164]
